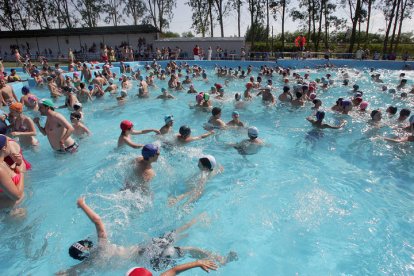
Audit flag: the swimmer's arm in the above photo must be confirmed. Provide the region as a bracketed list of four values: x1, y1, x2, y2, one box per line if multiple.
[194, 131, 214, 140]
[80, 124, 92, 136]
[132, 129, 161, 135]
[77, 197, 107, 239]
[382, 136, 409, 143]
[33, 117, 47, 136]
[56, 259, 91, 276]
[160, 260, 218, 276]
[256, 91, 263, 96]
[0, 169, 24, 201]
[123, 137, 144, 149]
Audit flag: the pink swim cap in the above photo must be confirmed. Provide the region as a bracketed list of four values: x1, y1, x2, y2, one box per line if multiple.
[196, 92, 204, 103]
[360, 101, 368, 110]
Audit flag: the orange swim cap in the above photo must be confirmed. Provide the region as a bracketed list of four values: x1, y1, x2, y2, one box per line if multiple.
[9, 102, 23, 113]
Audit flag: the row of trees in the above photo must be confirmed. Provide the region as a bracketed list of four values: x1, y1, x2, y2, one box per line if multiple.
[0, 0, 413, 53]
[0, 0, 176, 33]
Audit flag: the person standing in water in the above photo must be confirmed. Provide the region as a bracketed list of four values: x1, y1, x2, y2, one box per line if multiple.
[33, 99, 78, 153]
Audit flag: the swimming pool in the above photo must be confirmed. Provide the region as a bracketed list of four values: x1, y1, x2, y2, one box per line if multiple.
[0, 60, 413, 275]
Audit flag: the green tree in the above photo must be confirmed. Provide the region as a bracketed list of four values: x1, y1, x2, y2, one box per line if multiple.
[187, 0, 210, 37]
[144, 0, 176, 33]
[124, 0, 146, 25]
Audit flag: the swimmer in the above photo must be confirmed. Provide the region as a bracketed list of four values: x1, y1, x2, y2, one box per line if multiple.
[386, 106, 398, 117]
[118, 120, 160, 149]
[78, 83, 93, 103]
[187, 85, 198, 94]
[291, 92, 305, 107]
[70, 112, 91, 137]
[397, 108, 411, 122]
[370, 109, 382, 124]
[215, 88, 225, 100]
[176, 125, 214, 143]
[402, 115, 414, 133]
[157, 88, 175, 99]
[0, 135, 25, 210]
[278, 86, 293, 102]
[312, 99, 322, 110]
[138, 76, 149, 98]
[58, 197, 235, 275]
[34, 99, 78, 153]
[20, 86, 38, 109]
[226, 111, 244, 127]
[8, 102, 38, 147]
[169, 155, 223, 206]
[256, 87, 275, 105]
[116, 90, 128, 103]
[231, 127, 264, 155]
[233, 93, 244, 109]
[359, 101, 369, 112]
[0, 77, 19, 106]
[131, 144, 160, 186]
[306, 111, 346, 129]
[206, 107, 226, 129]
[104, 78, 118, 93]
[159, 115, 174, 135]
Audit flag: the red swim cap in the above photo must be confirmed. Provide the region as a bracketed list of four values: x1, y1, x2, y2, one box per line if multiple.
[245, 82, 253, 89]
[214, 83, 222, 89]
[126, 267, 152, 276]
[120, 120, 133, 131]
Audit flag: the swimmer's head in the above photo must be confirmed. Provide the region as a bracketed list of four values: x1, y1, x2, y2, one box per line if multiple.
[164, 115, 174, 124]
[196, 93, 204, 103]
[108, 78, 114, 84]
[68, 239, 93, 261]
[88, 85, 94, 91]
[70, 112, 82, 121]
[179, 125, 191, 137]
[121, 90, 128, 97]
[386, 106, 398, 115]
[370, 109, 382, 120]
[247, 126, 259, 139]
[409, 115, 414, 125]
[203, 93, 210, 101]
[120, 120, 133, 131]
[21, 86, 30, 95]
[126, 267, 153, 276]
[235, 93, 241, 101]
[343, 79, 349, 86]
[388, 88, 396, 94]
[232, 111, 240, 118]
[313, 99, 322, 106]
[316, 111, 325, 121]
[309, 93, 316, 100]
[399, 108, 411, 119]
[212, 107, 221, 116]
[353, 84, 359, 90]
[142, 144, 160, 160]
[198, 155, 216, 171]
[401, 92, 408, 98]
[381, 85, 388, 91]
[73, 102, 82, 110]
[283, 86, 290, 93]
[360, 101, 369, 110]
[245, 82, 253, 89]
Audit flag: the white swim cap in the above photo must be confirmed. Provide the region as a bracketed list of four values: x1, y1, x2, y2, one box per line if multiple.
[199, 155, 216, 171]
[248, 127, 259, 138]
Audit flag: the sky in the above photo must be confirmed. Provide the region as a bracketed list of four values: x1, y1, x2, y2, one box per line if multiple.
[168, 1, 413, 37]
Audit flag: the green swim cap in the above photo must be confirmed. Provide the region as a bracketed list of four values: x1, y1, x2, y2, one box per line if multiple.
[203, 93, 210, 101]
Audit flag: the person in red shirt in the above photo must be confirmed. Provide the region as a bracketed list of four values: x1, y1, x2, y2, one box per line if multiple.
[193, 45, 200, 60]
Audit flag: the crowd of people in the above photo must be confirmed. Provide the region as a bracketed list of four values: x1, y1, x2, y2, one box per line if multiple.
[0, 54, 413, 275]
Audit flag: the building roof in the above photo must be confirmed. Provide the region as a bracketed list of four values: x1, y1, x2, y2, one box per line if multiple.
[0, 25, 159, 39]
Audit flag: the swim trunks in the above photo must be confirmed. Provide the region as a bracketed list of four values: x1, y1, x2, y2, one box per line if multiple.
[57, 142, 79, 154]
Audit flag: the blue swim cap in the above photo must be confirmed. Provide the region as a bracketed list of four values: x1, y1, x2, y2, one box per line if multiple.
[88, 85, 93, 90]
[164, 115, 174, 123]
[142, 144, 159, 160]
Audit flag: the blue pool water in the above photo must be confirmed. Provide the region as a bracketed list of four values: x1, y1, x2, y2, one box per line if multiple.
[0, 61, 413, 275]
